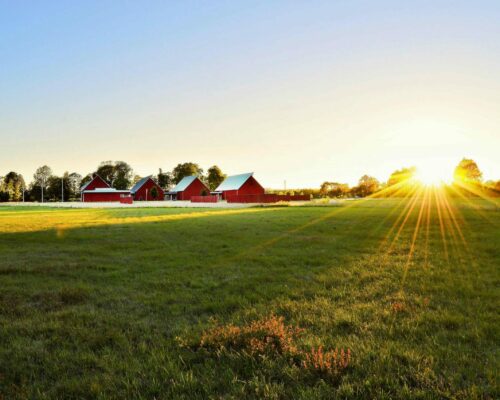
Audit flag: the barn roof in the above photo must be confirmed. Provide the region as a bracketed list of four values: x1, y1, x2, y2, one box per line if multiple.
[80, 174, 110, 191]
[130, 176, 154, 194]
[215, 172, 253, 191]
[170, 175, 197, 193]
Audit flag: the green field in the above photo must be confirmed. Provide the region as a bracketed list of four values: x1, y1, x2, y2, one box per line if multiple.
[1, 198, 498, 399]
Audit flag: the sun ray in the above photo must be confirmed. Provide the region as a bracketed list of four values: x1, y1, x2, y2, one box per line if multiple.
[433, 186, 449, 263]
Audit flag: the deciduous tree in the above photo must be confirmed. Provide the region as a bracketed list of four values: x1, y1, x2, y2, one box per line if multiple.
[206, 165, 226, 191]
[172, 162, 203, 184]
[453, 158, 482, 183]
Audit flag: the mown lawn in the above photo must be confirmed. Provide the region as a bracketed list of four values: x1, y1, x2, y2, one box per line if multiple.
[0, 198, 498, 399]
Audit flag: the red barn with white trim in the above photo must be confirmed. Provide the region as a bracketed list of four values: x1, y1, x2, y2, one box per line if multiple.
[168, 176, 210, 201]
[214, 172, 264, 200]
[81, 175, 132, 202]
[130, 176, 164, 201]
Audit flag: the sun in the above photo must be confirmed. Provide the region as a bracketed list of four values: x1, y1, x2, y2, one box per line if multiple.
[414, 163, 450, 186]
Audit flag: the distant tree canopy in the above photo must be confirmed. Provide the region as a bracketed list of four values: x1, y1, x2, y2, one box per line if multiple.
[453, 158, 482, 183]
[320, 182, 350, 198]
[206, 165, 226, 191]
[32, 165, 52, 202]
[353, 175, 380, 197]
[387, 167, 416, 187]
[95, 161, 133, 189]
[67, 172, 82, 200]
[172, 162, 203, 184]
[0, 172, 25, 201]
[157, 168, 173, 189]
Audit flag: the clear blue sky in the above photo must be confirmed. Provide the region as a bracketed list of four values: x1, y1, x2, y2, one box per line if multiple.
[1, 1, 499, 187]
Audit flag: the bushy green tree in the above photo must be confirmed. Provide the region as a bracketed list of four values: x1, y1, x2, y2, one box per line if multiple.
[95, 161, 133, 189]
[453, 158, 482, 183]
[157, 168, 173, 189]
[33, 165, 52, 202]
[353, 175, 380, 197]
[319, 182, 350, 198]
[172, 162, 203, 184]
[206, 165, 226, 191]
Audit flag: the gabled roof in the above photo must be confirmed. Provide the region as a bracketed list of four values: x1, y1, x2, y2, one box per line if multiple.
[130, 176, 156, 194]
[215, 172, 253, 191]
[170, 175, 198, 193]
[80, 174, 110, 191]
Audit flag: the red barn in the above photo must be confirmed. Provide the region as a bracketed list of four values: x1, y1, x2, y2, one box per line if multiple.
[214, 172, 265, 200]
[130, 176, 164, 201]
[168, 176, 210, 201]
[81, 175, 132, 202]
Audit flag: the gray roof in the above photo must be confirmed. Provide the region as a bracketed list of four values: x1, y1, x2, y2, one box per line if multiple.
[215, 172, 253, 191]
[170, 175, 197, 193]
[130, 176, 153, 194]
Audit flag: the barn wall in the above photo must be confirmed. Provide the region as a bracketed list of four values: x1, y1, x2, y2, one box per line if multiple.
[133, 179, 164, 201]
[178, 179, 210, 200]
[82, 192, 129, 202]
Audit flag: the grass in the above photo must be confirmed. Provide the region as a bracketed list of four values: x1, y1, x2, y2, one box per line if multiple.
[0, 197, 498, 399]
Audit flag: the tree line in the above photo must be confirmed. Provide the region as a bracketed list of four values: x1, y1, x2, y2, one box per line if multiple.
[0, 161, 226, 202]
[315, 159, 499, 198]
[0, 157, 498, 202]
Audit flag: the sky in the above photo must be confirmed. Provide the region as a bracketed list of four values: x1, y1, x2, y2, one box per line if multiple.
[1, 0, 499, 188]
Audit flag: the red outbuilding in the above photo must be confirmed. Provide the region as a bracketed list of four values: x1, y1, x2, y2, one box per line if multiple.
[130, 176, 164, 201]
[167, 176, 210, 201]
[81, 175, 132, 202]
[214, 172, 264, 200]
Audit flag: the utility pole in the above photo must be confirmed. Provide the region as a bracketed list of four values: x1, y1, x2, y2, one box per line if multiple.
[284, 180, 287, 191]
[61, 176, 64, 202]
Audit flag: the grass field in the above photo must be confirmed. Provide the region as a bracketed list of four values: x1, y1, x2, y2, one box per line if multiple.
[0, 197, 498, 399]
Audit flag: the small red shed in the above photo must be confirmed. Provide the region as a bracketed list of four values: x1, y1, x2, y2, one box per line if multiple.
[130, 176, 164, 201]
[168, 176, 210, 201]
[214, 172, 264, 200]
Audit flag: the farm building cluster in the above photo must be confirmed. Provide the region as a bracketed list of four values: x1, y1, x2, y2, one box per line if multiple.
[81, 172, 309, 204]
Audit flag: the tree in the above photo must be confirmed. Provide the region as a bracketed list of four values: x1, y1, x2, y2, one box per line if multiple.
[354, 175, 380, 197]
[95, 161, 133, 189]
[206, 165, 226, 191]
[33, 165, 52, 202]
[67, 172, 82, 200]
[172, 162, 203, 184]
[150, 186, 159, 200]
[96, 161, 115, 185]
[319, 182, 350, 198]
[2, 172, 25, 201]
[157, 168, 173, 189]
[46, 175, 63, 201]
[113, 161, 133, 189]
[453, 158, 482, 183]
[387, 167, 416, 187]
